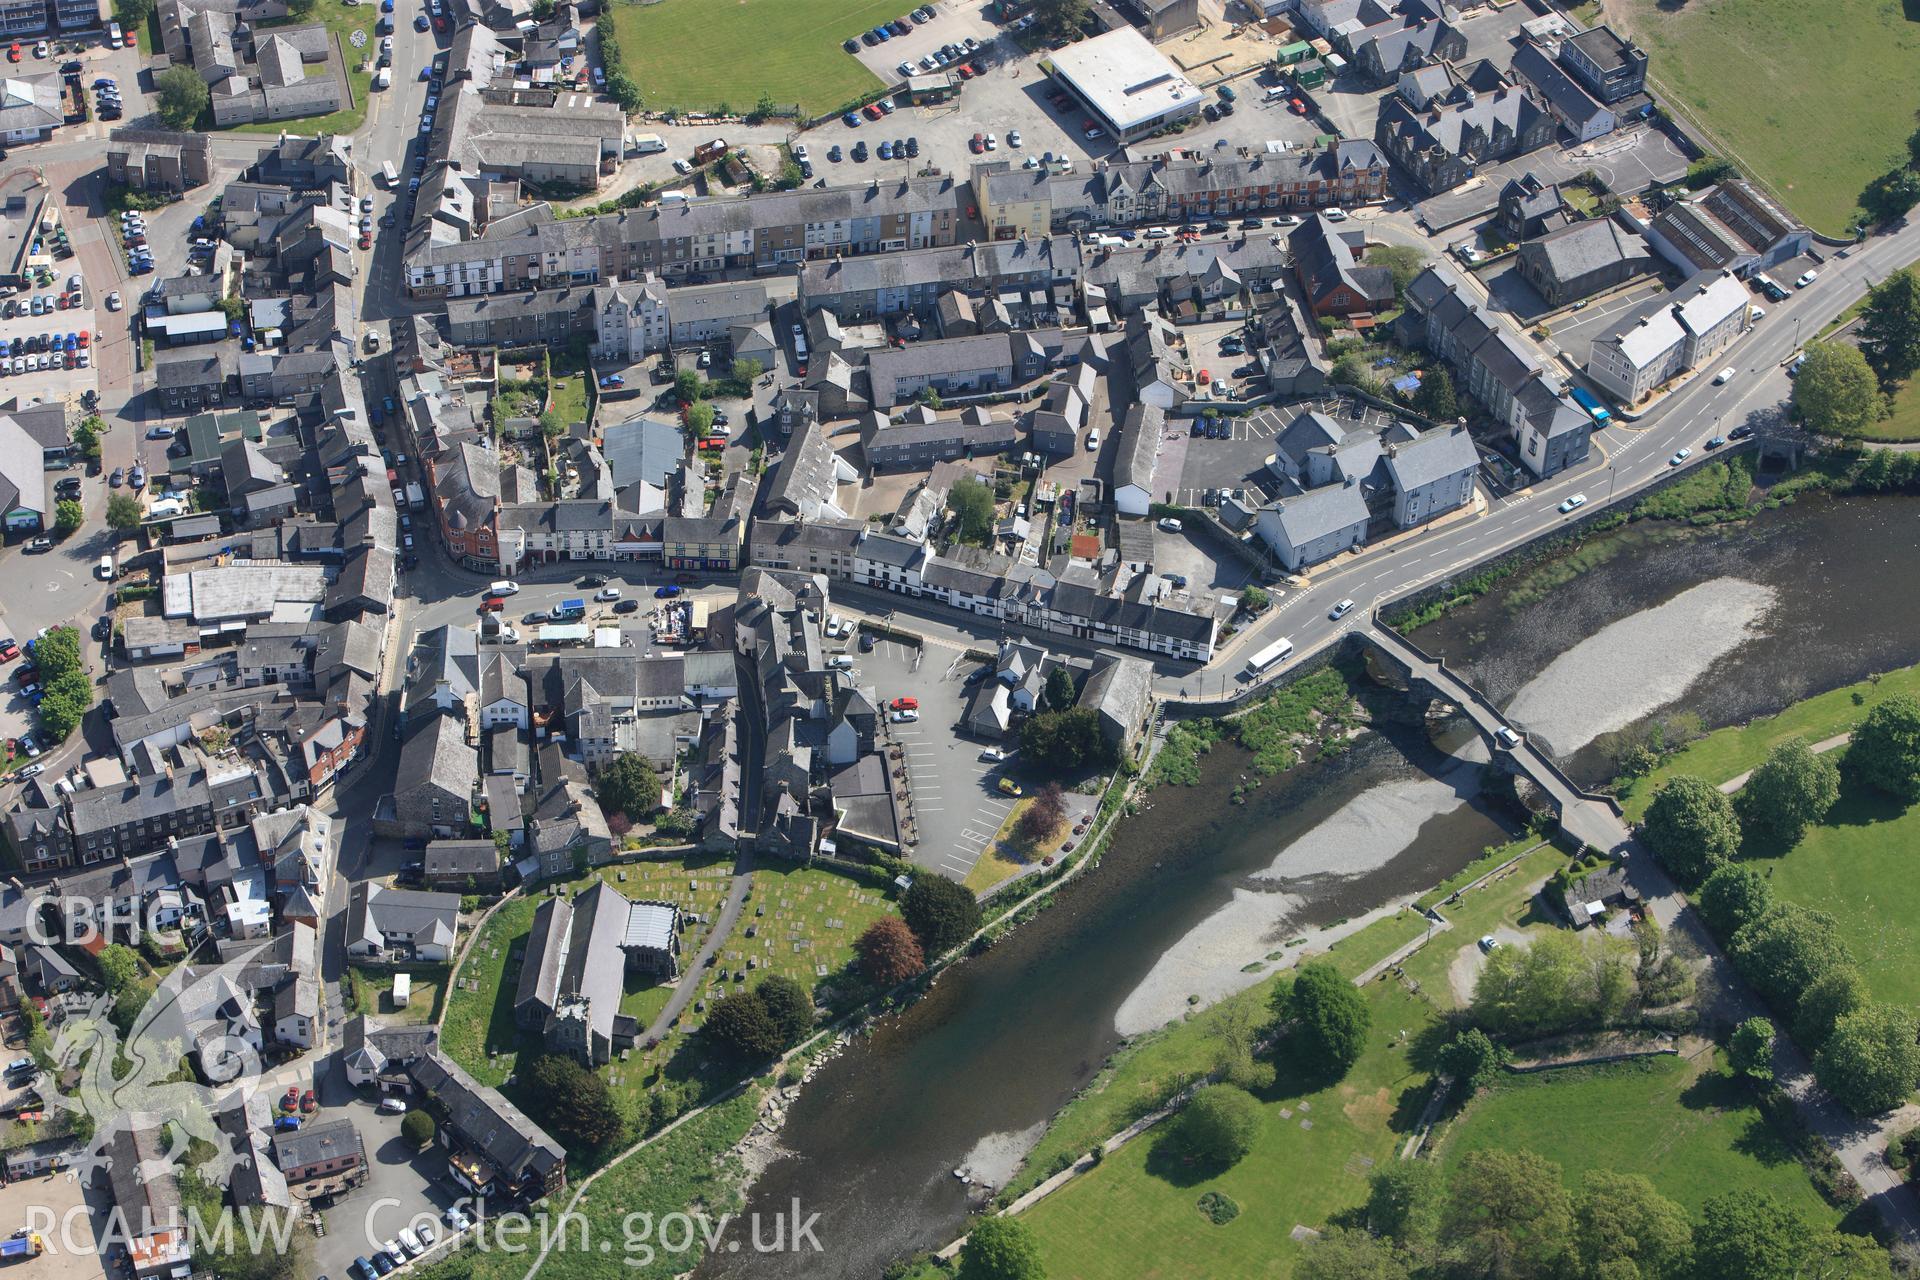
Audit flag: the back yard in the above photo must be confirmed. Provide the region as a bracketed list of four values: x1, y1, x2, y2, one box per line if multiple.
[607, 0, 885, 117]
[1605, 0, 1920, 234]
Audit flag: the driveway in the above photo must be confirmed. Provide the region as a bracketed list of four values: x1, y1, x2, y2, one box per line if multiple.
[310, 1065, 464, 1280]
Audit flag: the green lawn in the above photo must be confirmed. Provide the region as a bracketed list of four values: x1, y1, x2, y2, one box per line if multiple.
[1617, 662, 1920, 822]
[350, 964, 447, 1025]
[228, 0, 373, 136]
[1863, 377, 1920, 442]
[1020, 983, 1436, 1280]
[607, 0, 885, 117]
[1743, 789, 1920, 1008]
[1440, 1052, 1844, 1224]
[440, 894, 540, 1088]
[1611, 0, 1920, 234]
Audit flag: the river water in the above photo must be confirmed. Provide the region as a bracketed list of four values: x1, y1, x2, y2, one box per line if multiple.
[703, 493, 1920, 1279]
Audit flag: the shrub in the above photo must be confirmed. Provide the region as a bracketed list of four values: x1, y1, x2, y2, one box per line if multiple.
[400, 1110, 435, 1147]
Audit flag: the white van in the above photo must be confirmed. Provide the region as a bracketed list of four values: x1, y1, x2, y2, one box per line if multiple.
[1263, 86, 1285, 102]
[380, 160, 398, 186]
[97, 554, 114, 581]
[1085, 428, 1100, 450]
[632, 133, 667, 155]
[488, 580, 520, 596]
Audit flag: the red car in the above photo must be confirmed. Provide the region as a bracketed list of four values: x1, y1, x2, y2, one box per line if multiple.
[280, 1087, 299, 1112]
[76, 331, 89, 349]
[1288, 97, 1306, 115]
[123, 30, 136, 45]
[5, 45, 19, 63]
[479, 597, 505, 613]
[299, 1090, 317, 1114]
[359, 233, 372, 250]
[0, 644, 17, 664]
[889, 697, 919, 711]
[862, 103, 884, 120]
[957, 63, 974, 79]
[969, 132, 983, 153]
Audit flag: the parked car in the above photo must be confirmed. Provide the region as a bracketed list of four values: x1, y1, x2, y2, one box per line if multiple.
[889, 709, 919, 723]
[889, 697, 919, 711]
[1156, 517, 1182, 532]
[654, 585, 682, 598]
[1668, 447, 1692, 466]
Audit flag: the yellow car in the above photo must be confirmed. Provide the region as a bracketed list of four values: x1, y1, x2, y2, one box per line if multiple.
[997, 778, 1022, 797]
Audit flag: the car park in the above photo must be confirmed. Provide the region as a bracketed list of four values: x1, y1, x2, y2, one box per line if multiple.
[890, 708, 919, 723]
[1795, 269, 1818, 288]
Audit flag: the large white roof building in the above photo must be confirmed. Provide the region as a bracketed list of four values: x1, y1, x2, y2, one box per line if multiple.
[1048, 27, 1203, 142]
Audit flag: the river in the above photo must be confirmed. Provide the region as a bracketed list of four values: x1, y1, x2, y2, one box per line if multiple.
[703, 492, 1920, 1279]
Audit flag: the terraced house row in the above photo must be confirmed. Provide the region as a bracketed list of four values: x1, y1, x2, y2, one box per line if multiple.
[402, 146, 1392, 300]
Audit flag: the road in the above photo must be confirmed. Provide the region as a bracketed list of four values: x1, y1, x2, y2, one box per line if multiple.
[1174, 219, 1920, 702]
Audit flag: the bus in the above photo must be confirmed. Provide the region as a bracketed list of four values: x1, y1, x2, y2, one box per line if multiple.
[1568, 385, 1611, 425]
[1245, 636, 1294, 676]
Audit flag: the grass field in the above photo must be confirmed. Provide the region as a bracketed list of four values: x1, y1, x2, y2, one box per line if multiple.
[607, 0, 885, 117]
[1440, 1051, 1844, 1224]
[1020, 982, 1436, 1280]
[1618, 662, 1920, 821]
[440, 894, 540, 1088]
[1863, 378, 1920, 442]
[1609, 0, 1920, 234]
[1741, 787, 1920, 1008]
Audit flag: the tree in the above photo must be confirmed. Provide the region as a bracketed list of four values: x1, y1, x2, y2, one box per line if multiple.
[1910, 125, 1920, 173]
[1861, 168, 1920, 228]
[1815, 1003, 1920, 1115]
[1208, 999, 1275, 1092]
[1857, 266, 1920, 384]
[115, 0, 154, 25]
[1030, 0, 1090, 41]
[854, 916, 925, 986]
[1471, 929, 1635, 1036]
[1016, 782, 1067, 845]
[900, 874, 980, 957]
[1413, 365, 1459, 421]
[1792, 342, 1885, 438]
[539, 409, 566, 439]
[1730, 903, 1853, 1014]
[1807, 1231, 1895, 1280]
[1368, 244, 1427, 301]
[154, 66, 208, 129]
[1685, 155, 1735, 189]
[957, 1216, 1044, 1280]
[96, 944, 141, 999]
[1845, 694, 1920, 802]
[525, 1054, 625, 1148]
[1737, 737, 1840, 845]
[54, 499, 83, 534]
[731, 356, 764, 384]
[1642, 775, 1741, 884]
[754, 974, 814, 1047]
[1366, 1161, 1441, 1251]
[1331, 351, 1382, 397]
[594, 752, 661, 821]
[284, 0, 316, 16]
[1172, 1083, 1261, 1166]
[32, 627, 82, 682]
[686, 400, 715, 436]
[1794, 965, 1870, 1050]
[1571, 1170, 1692, 1280]
[1283, 961, 1370, 1076]
[400, 1109, 435, 1147]
[72, 416, 104, 462]
[1697, 862, 1774, 938]
[1439, 1027, 1505, 1093]
[674, 368, 703, 405]
[1730, 1017, 1776, 1083]
[1018, 707, 1117, 771]
[1441, 1148, 1571, 1280]
[1294, 1227, 1411, 1280]
[946, 476, 995, 544]
[703, 990, 784, 1060]
[1042, 665, 1077, 713]
[1692, 1191, 1814, 1280]
[1239, 585, 1270, 613]
[917, 386, 943, 409]
[106, 492, 143, 532]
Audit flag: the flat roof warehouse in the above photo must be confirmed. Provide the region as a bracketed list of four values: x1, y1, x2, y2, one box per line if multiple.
[1050, 27, 1203, 140]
